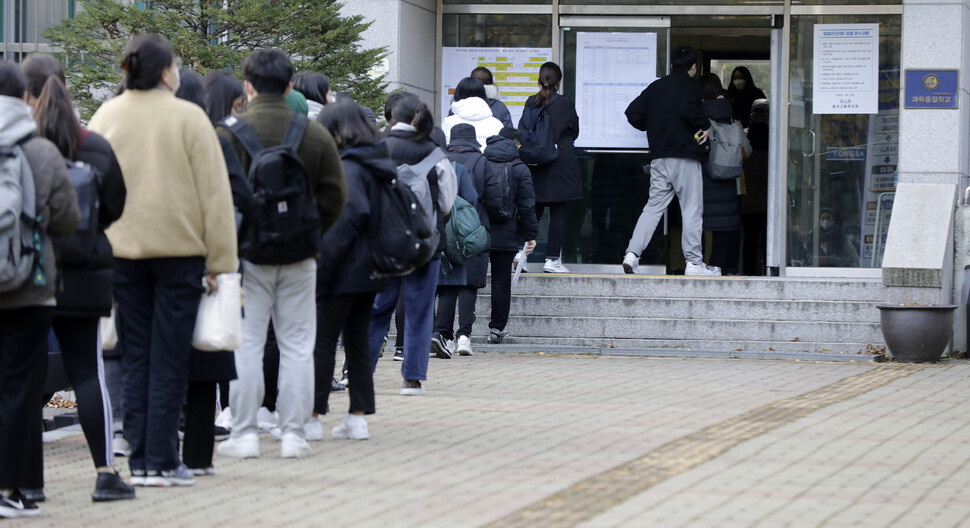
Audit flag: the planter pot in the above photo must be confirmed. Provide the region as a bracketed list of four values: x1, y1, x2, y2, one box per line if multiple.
[876, 304, 957, 363]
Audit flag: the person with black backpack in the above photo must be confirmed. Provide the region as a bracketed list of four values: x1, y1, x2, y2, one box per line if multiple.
[21, 53, 133, 502]
[483, 128, 539, 344]
[0, 61, 80, 519]
[368, 93, 457, 396]
[216, 49, 346, 460]
[517, 62, 580, 274]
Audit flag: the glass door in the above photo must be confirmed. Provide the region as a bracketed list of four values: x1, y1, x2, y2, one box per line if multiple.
[786, 14, 900, 274]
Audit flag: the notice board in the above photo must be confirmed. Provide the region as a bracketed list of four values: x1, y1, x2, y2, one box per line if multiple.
[574, 32, 658, 149]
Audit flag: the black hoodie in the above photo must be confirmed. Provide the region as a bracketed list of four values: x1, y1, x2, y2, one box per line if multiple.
[316, 142, 396, 296]
[483, 136, 539, 252]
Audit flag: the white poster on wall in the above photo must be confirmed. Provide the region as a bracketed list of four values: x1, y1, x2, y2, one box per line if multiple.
[860, 109, 898, 267]
[574, 32, 657, 149]
[441, 47, 552, 128]
[812, 24, 880, 114]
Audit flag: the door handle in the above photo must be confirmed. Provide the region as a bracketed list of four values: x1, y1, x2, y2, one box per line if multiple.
[802, 130, 816, 158]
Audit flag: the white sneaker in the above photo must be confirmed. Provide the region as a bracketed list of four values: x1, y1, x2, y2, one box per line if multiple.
[622, 252, 639, 275]
[257, 407, 278, 432]
[456, 335, 474, 356]
[685, 261, 722, 277]
[332, 414, 369, 440]
[543, 258, 569, 274]
[280, 433, 311, 458]
[112, 433, 130, 458]
[214, 407, 232, 430]
[216, 433, 260, 459]
[304, 419, 324, 441]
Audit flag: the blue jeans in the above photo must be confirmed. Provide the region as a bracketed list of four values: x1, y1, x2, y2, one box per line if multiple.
[114, 257, 203, 473]
[368, 259, 440, 381]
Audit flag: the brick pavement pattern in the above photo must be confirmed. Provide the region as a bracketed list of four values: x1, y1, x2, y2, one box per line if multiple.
[13, 354, 970, 527]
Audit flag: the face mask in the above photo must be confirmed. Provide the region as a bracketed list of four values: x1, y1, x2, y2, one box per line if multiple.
[819, 219, 834, 231]
[733, 79, 747, 91]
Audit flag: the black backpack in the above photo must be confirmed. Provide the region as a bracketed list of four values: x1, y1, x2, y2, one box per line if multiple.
[485, 160, 516, 222]
[221, 114, 321, 265]
[51, 159, 100, 265]
[518, 95, 560, 166]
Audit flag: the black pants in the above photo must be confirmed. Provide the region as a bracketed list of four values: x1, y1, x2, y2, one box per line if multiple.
[489, 250, 516, 332]
[535, 201, 566, 259]
[114, 257, 203, 473]
[182, 381, 216, 470]
[261, 324, 280, 411]
[434, 286, 477, 340]
[742, 212, 767, 276]
[314, 293, 376, 415]
[394, 285, 406, 349]
[709, 230, 741, 275]
[0, 307, 52, 490]
[52, 316, 113, 469]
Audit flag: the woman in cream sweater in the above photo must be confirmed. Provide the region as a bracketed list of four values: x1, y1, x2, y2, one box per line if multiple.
[88, 34, 237, 488]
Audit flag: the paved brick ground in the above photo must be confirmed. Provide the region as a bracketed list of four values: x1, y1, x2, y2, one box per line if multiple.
[10, 353, 970, 527]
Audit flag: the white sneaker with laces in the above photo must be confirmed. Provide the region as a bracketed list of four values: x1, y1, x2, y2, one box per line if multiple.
[685, 261, 722, 276]
[216, 433, 260, 459]
[543, 258, 569, 274]
[257, 407, 278, 432]
[214, 407, 232, 430]
[332, 414, 369, 440]
[280, 433, 311, 458]
[304, 419, 324, 441]
[456, 335, 474, 356]
[622, 252, 639, 275]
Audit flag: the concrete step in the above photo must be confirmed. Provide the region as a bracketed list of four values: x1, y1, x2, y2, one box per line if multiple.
[474, 341, 885, 358]
[472, 295, 883, 323]
[504, 274, 890, 302]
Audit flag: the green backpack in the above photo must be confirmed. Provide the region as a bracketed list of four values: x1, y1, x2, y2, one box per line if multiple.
[444, 195, 487, 266]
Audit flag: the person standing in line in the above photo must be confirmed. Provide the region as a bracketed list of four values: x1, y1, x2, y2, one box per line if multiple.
[0, 61, 79, 519]
[727, 66, 767, 129]
[700, 73, 748, 275]
[314, 100, 394, 438]
[482, 128, 539, 344]
[292, 72, 333, 121]
[519, 62, 581, 274]
[442, 77, 504, 149]
[216, 48, 346, 459]
[741, 99, 769, 276]
[368, 93, 457, 396]
[621, 46, 720, 277]
[21, 53, 133, 501]
[87, 34, 238, 487]
[470, 67, 513, 128]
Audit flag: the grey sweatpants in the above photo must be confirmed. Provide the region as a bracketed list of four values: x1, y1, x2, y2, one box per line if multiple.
[230, 258, 317, 439]
[625, 157, 704, 264]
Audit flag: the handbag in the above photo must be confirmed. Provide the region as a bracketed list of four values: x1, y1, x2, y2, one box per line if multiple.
[191, 273, 243, 351]
[100, 306, 118, 350]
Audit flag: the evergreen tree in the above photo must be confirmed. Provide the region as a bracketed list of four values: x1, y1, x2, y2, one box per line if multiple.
[45, 0, 388, 119]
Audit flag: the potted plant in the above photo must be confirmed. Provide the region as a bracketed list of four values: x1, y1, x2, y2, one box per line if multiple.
[876, 303, 958, 363]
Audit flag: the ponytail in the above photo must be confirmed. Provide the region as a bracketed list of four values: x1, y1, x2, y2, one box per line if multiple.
[534, 62, 563, 108]
[390, 93, 434, 142]
[34, 77, 81, 160]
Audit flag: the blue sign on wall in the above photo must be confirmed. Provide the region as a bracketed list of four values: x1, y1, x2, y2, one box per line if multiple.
[904, 69, 959, 109]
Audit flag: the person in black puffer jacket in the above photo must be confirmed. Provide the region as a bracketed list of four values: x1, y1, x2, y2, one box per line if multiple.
[482, 129, 539, 344]
[314, 100, 392, 439]
[700, 73, 746, 275]
[22, 54, 133, 501]
[368, 93, 457, 396]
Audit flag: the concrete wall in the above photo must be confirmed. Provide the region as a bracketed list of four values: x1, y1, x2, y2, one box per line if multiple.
[340, 0, 438, 111]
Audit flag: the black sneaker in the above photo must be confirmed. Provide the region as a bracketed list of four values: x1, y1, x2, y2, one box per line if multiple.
[488, 328, 508, 344]
[430, 334, 453, 359]
[20, 489, 44, 503]
[0, 489, 40, 518]
[393, 348, 404, 361]
[213, 425, 230, 441]
[92, 471, 136, 502]
[330, 377, 345, 392]
[400, 379, 425, 396]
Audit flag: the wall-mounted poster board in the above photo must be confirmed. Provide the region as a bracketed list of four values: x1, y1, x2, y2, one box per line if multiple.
[441, 47, 552, 128]
[574, 32, 658, 149]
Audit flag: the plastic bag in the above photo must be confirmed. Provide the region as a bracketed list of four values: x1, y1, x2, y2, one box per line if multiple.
[191, 273, 242, 351]
[100, 307, 118, 350]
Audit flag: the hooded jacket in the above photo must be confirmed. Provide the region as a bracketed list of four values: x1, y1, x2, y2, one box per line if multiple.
[442, 97, 504, 151]
[520, 94, 583, 203]
[0, 96, 80, 310]
[701, 98, 741, 232]
[625, 69, 710, 163]
[316, 143, 394, 296]
[447, 132, 494, 288]
[483, 136, 538, 252]
[483, 85, 514, 128]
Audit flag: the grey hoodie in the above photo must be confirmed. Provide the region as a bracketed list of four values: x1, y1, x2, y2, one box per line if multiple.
[0, 96, 80, 310]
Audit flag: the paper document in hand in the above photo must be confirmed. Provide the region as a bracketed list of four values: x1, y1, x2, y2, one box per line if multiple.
[512, 244, 528, 286]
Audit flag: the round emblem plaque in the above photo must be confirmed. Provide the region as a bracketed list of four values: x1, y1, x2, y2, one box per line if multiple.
[923, 73, 940, 91]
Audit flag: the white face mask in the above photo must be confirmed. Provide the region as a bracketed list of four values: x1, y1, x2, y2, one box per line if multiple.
[819, 219, 835, 231]
[733, 79, 747, 91]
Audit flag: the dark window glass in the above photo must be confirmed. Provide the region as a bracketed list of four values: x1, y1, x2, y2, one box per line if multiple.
[443, 14, 552, 48]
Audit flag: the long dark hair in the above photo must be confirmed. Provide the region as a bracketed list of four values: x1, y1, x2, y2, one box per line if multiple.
[22, 54, 80, 160]
[453, 76, 486, 103]
[293, 72, 330, 105]
[534, 61, 562, 108]
[700, 73, 726, 101]
[202, 70, 244, 123]
[317, 100, 378, 149]
[121, 33, 174, 91]
[175, 68, 206, 109]
[390, 93, 434, 142]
